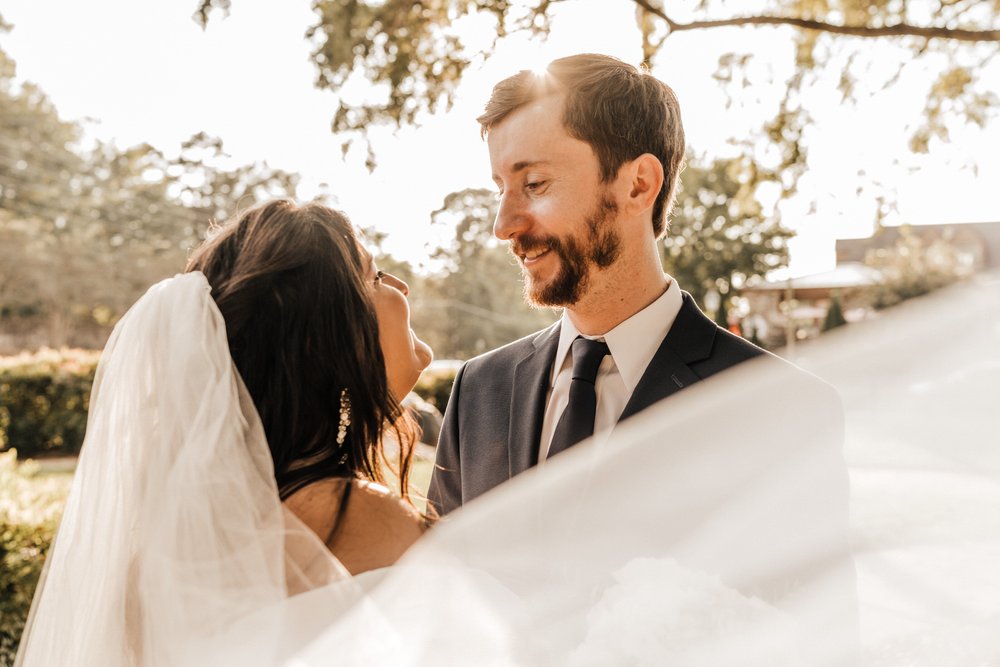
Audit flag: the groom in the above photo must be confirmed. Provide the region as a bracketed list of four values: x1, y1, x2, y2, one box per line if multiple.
[427, 53, 842, 515]
[427, 55, 856, 657]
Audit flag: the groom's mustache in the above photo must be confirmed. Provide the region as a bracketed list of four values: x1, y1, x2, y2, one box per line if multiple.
[510, 234, 563, 261]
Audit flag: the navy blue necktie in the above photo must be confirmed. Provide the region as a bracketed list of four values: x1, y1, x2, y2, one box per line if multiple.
[548, 336, 610, 458]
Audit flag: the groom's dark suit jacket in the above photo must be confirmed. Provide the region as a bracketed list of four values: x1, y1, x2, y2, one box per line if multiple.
[428, 292, 772, 515]
[428, 292, 858, 661]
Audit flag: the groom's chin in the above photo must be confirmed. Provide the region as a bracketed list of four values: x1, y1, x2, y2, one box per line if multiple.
[522, 269, 584, 309]
[522, 276, 553, 309]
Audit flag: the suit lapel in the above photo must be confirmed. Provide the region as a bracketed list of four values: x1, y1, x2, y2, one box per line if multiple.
[508, 323, 561, 478]
[619, 292, 717, 421]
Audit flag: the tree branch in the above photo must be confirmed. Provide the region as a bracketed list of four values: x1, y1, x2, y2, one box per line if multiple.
[630, 0, 1000, 43]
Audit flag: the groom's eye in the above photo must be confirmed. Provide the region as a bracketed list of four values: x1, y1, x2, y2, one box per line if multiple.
[525, 180, 547, 192]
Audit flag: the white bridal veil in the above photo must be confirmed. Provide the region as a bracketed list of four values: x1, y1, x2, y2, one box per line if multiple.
[16, 270, 1000, 666]
[14, 273, 351, 667]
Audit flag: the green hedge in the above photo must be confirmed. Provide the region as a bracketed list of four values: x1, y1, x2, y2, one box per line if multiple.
[413, 365, 458, 413]
[0, 350, 459, 461]
[0, 349, 99, 459]
[0, 450, 72, 665]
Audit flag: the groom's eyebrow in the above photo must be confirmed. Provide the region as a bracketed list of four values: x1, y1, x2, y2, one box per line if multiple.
[493, 160, 551, 180]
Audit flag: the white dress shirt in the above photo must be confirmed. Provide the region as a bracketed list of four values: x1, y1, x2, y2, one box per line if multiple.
[538, 277, 683, 462]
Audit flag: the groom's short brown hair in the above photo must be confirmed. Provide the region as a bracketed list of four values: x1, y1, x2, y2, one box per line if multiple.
[478, 53, 686, 237]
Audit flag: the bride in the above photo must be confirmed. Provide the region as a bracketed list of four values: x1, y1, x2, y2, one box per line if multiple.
[182, 199, 435, 576]
[15, 199, 437, 665]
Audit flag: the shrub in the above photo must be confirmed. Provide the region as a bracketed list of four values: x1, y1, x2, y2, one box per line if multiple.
[0, 348, 459, 458]
[0, 450, 72, 665]
[0, 349, 99, 459]
[865, 226, 972, 310]
[822, 292, 848, 332]
[413, 365, 458, 413]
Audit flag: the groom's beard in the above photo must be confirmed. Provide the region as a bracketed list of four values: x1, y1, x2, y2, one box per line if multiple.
[513, 195, 622, 308]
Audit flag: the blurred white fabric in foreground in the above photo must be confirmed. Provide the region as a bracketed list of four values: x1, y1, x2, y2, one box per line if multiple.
[796, 271, 1000, 664]
[17, 271, 1000, 666]
[288, 273, 1000, 666]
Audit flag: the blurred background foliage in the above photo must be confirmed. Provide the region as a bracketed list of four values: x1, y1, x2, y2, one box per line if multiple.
[0, 450, 71, 665]
[196, 0, 1000, 191]
[0, 349, 98, 459]
[0, 38, 300, 351]
[865, 225, 976, 309]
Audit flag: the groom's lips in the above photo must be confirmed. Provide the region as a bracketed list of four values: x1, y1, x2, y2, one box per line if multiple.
[521, 248, 550, 266]
[512, 241, 553, 267]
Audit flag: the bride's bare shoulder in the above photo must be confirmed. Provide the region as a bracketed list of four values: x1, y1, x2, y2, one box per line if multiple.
[283, 477, 349, 530]
[349, 479, 426, 524]
[285, 477, 426, 575]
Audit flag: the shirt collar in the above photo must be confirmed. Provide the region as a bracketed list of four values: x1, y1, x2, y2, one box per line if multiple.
[551, 277, 683, 393]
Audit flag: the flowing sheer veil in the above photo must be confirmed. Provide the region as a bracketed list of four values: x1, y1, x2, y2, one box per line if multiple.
[14, 273, 350, 667]
[17, 271, 1000, 666]
[283, 272, 1000, 666]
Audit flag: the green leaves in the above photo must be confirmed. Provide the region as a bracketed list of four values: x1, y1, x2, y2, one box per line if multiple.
[0, 349, 98, 459]
[661, 155, 794, 317]
[911, 65, 998, 152]
[312, 1, 476, 132]
[193, 0, 999, 183]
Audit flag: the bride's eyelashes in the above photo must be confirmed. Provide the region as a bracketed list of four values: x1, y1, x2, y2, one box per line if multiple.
[374, 270, 385, 286]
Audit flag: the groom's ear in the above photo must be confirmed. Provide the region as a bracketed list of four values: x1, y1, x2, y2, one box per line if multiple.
[621, 153, 664, 219]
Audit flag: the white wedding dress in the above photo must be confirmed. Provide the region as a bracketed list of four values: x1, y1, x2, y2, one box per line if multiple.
[15, 270, 1000, 666]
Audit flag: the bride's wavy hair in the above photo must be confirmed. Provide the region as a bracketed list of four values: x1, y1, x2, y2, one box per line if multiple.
[186, 199, 418, 502]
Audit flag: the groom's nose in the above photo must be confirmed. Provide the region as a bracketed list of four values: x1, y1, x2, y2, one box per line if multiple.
[494, 193, 528, 241]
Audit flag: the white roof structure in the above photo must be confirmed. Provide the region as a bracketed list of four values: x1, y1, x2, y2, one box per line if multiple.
[746, 262, 882, 292]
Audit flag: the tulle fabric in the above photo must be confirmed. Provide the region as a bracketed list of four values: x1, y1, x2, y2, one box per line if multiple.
[285, 335, 860, 666]
[284, 272, 1000, 666]
[14, 273, 350, 667]
[17, 271, 1000, 666]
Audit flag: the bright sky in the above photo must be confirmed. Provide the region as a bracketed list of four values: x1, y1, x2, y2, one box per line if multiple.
[4, 0, 998, 277]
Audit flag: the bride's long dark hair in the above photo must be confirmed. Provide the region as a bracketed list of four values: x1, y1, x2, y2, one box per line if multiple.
[186, 199, 418, 502]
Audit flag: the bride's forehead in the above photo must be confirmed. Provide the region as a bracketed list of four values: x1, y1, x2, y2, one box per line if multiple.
[357, 245, 377, 271]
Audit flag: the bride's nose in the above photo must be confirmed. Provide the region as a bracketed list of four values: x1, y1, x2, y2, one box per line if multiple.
[383, 272, 409, 296]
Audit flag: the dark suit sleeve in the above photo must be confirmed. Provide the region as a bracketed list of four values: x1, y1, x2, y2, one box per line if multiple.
[427, 363, 467, 517]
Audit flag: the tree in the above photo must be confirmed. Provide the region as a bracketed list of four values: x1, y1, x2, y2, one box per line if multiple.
[0, 43, 116, 346]
[0, 40, 300, 350]
[822, 291, 847, 331]
[0, 46, 86, 232]
[865, 225, 972, 309]
[661, 156, 794, 318]
[169, 132, 300, 227]
[419, 188, 555, 359]
[194, 0, 1000, 185]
